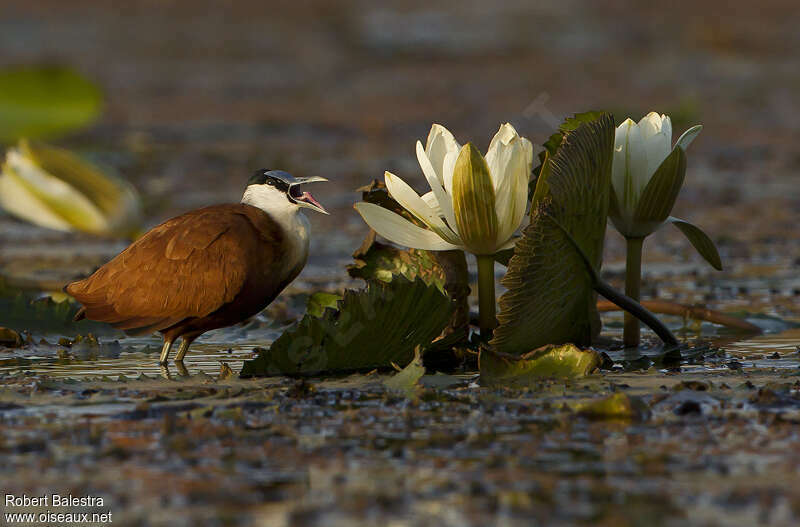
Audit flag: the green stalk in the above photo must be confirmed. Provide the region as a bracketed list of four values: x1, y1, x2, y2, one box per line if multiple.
[476, 254, 497, 339]
[623, 236, 644, 347]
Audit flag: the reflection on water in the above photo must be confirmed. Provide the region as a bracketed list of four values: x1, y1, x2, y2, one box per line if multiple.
[0, 337, 262, 380]
[1, 323, 797, 380]
[723, 329, 800, 369]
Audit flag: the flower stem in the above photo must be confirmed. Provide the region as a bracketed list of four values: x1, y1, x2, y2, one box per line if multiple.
[623, 236, 644, 347]
[476, 254, 497, 339]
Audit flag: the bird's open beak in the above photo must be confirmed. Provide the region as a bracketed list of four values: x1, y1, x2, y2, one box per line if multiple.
[289, 176, 329, 214]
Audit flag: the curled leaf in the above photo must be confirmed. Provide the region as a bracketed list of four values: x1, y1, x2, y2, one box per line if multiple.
[384, 347, 425, 398]
[480, 344, 601, 387]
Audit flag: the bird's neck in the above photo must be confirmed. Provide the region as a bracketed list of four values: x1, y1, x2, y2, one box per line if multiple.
[241, 187, 310, 270]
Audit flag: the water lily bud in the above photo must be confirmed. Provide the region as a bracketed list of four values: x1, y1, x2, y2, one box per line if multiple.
[610, 112, 701, 238]
[0, 140, 142, 237]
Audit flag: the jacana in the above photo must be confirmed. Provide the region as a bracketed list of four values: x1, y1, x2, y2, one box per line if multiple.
[65, 169, 327, 364]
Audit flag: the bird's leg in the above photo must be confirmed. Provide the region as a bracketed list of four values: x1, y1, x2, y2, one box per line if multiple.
[174, 361, 189, 377]
[159, 338, 175, 364]
[174, 334, 200, 362]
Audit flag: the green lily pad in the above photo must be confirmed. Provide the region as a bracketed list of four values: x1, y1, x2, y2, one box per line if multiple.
[491, 113, 615, 355]
[241, 277, 455, 377]
[480, 344, 601, 387]
[0, 65, 102, 142]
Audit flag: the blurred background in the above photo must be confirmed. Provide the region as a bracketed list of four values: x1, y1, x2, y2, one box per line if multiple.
[0, 0, 798, 305]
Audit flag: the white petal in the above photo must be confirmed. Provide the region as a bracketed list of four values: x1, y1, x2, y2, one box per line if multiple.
[1, 149, 108, 232]
[637, 111, 664, 140]
[415, 141, 458, 234]
[420, 191, 439, 209]
[675, 124, 702, 151]
[485, 123, 520, 190]
[661, 115, 673, 143]
[424, 124, 460, 184]
[490, 132, 532, 245]
[441, 149, 459, 196]
[644, 131, 671, 177]
[354, 202, 461, 251]
[612, 118, 649, 215]
[384, 171, 460, 244]
[0, 170, 72, 231]
[637, 113, 671, 176]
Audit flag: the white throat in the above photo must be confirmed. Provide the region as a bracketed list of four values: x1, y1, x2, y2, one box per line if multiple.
[241, 184, 310, 272]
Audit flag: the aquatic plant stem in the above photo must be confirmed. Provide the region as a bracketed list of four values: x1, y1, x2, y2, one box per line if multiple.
[476, 254, 497, 339]
[624, 236, 644, 347]
[594, 279, 678, 347]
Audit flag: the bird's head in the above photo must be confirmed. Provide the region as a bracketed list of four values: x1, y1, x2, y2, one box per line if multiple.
[244, 169, 328, 215]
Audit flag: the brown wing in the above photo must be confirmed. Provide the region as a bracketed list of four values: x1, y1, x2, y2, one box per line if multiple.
[66, 204, 285, 333]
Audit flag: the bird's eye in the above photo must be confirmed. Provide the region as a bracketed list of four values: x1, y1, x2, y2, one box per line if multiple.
[267, 180, 274, 186]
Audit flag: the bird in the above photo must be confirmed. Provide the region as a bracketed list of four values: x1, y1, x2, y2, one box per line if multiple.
[65, 169, 328, 364]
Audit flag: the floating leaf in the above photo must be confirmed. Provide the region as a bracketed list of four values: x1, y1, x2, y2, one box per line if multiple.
[241, 278, 455, 377]
[0, 65, 102, 142]
[0, 140, 142, 236]
[384, 348, 425, 398]
[480, 344, 601, 387]
[574, 392, 650, 421]
[668, 217, 723, 270]
[492, 113, 615, 355]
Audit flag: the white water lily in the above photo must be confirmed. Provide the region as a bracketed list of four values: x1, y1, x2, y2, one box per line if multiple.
[610, 112, 702, 238]
[610, 112, 721, 348]
[0, 140, 142, 237]
[354, 122, 533, 256]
